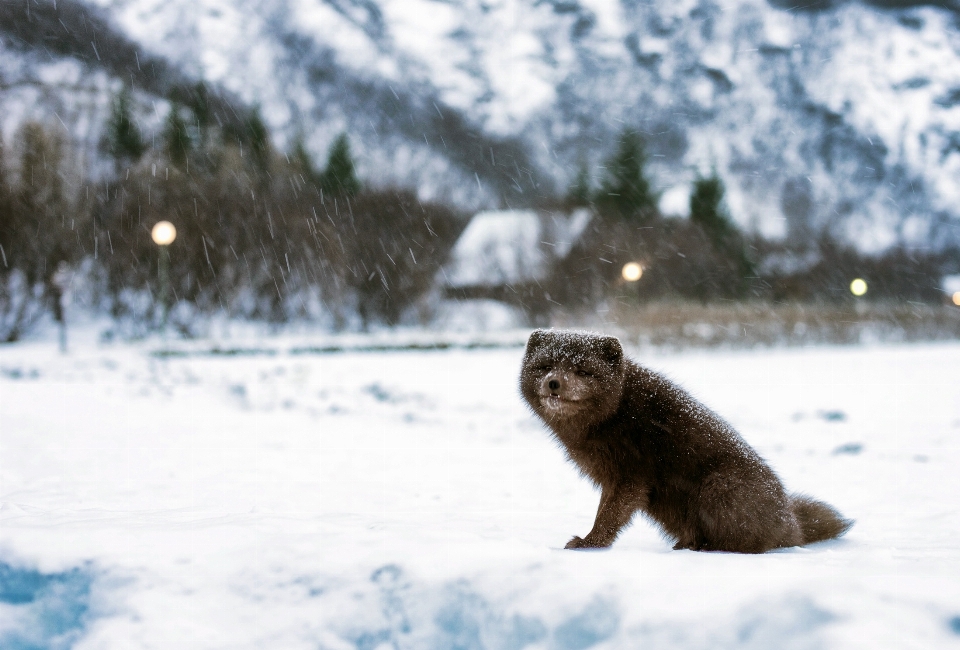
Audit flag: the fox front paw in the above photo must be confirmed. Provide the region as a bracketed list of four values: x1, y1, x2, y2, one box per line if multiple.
[564, 535, 611, 549]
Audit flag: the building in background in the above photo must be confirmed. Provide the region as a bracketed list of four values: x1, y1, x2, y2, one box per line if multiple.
[441, 209, 592, 325]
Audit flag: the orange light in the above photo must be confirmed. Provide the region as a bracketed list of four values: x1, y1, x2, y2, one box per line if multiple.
[953, 292, 960, 307]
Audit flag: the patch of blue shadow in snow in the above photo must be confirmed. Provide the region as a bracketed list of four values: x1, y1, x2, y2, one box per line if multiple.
[633, 594, 835, 650]
[0, 560, 95, 650]
[346, 564, 623, 650]
[433, 584, 549, 650]
[337, 565, 840, 650]
[732, 595, 834, 649]
[552, 597, 619, 650]
[948, 615, 960, 635]
[346, 564, 550, 650]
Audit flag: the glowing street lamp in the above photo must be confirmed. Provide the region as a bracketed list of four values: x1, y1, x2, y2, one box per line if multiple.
[151, 220, 176, 246]
[151, 221, 177, 331]
[850, 278, 867, 297]
[622, 262, 643, 282]
[953, 292, 960, 307]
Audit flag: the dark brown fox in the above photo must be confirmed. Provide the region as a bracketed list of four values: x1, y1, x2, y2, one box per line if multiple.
[519, 329, 853, 553]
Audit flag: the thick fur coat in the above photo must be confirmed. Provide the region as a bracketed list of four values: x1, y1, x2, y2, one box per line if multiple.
[519, 329, 852, 553]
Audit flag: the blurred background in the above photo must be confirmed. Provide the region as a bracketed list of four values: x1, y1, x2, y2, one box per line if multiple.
[1, 0, 959, 346]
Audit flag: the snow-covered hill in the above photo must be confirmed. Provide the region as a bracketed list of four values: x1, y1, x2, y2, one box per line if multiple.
[3, 0, 960, 247]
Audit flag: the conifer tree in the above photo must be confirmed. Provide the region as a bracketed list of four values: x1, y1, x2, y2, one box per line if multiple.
[245, 107, 270, 172]
[164, 105, 191, 167]
[690, 172, 734, 241]
[105, 86, 146, 164]
[597, 129, 657, 221]
[318, 133, 360, 197]
[290, 136, 320, 186]
[224, 107, 271, 172]
[170, 83, 213, 151]
[185, 83, 212, 130]
[689, 170, 755, 283]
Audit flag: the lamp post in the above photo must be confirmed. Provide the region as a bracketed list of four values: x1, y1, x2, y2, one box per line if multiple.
[151, 221, 177, 331]
[850, 277, 867, 316]
[622, 262, 643, 305]
[51, 261, 71, 354]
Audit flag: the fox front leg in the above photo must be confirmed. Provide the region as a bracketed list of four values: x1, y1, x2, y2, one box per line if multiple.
[565, 484, 646, 549]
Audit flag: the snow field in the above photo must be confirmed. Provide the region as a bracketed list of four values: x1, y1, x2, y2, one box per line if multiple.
[1, 338, 960, 648]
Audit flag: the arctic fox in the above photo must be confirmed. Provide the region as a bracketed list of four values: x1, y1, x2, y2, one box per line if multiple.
[519, 329, 853, 553]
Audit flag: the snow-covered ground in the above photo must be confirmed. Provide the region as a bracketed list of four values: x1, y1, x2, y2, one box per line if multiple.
[2, 332, 960, 648]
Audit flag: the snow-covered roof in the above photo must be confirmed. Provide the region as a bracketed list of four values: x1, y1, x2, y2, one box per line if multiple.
[443, 208, 592, 287]
[942, 274, 960, 295]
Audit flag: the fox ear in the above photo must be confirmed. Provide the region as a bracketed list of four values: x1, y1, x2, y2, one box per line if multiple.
[526, 329, 549, 352]
[599, 336, 623, 366]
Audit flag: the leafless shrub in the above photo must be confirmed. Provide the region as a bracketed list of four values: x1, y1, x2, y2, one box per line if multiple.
[0, 123, 90, 341]
[326, 190, 465, 328]
[93, 141, 463, 332]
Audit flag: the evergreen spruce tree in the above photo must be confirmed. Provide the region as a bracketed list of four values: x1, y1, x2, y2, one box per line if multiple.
[164, 105, 191, 167]
[318, 133, 360, 197]
[690, 172, 734, 241]
[290, 136, 320, 186]
[105, 86, 146, 164]
[245, 107, 270, 172]
[689, 170, 755, 283]
[185, 83, 212, 130]
[597, 129, 657, 221]
[172, 82, 212, 149]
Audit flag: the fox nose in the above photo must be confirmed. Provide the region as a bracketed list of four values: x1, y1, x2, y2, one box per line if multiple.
[548, 379, 560, 391]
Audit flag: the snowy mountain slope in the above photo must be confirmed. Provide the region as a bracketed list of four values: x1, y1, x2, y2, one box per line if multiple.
[515, 0, 960, 247]
[3, 0, 960, 245]
[0, 0, 226, 112]
[0, 0, 545, 205]
[0, 0, 251, 169]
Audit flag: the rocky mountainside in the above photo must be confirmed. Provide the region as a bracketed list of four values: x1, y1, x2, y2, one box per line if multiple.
[2, 0, 959, 249]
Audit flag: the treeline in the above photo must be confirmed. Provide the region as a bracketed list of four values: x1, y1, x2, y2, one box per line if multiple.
[550, 130, 757, 309]
[536, 129, 956, 317]
[1, 95, 956, 341]
[0, 85, 464, 341]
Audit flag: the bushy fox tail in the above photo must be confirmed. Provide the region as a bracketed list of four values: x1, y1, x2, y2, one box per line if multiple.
[791, 494, 854, 545]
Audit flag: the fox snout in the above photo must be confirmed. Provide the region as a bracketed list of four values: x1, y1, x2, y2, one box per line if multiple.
[542, 373, 566, 396]
[541, 372, 584, 399]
